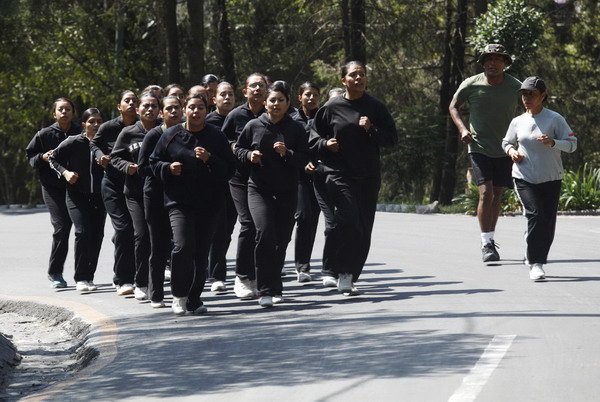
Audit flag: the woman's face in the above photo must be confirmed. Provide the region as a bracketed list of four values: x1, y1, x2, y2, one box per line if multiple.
[207, 82, 218, 106]
[299, 88, 320, 111]
[244, 75, 267, 104]
[53, 101, 74, 124]
[521, 89, 545, 112]
[118, 92, 139, 117]
[265, 91, 289, 121]
[82, 114, 103, 138]
[215, 84, 235, 114]
[185, 98, 207, 129]
[167, 87, 185, 101]
[161, 97, 183, 126]
[342, 64, 367, 94]
[138, 96, 159, 123]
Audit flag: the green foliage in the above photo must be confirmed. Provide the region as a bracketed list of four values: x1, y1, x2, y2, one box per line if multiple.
[451, 184, 521, 215]
[470, 0, 545, 66]
[560, 164, 600, 211]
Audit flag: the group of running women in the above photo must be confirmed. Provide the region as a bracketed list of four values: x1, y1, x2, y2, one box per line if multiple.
[26, 61, 398, 315]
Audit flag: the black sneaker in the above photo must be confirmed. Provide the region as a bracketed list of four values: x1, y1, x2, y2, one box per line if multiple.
[48, 274, 67, 288]
[482, 240, 500, 262]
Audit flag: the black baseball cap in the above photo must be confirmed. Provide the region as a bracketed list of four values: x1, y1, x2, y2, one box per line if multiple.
[520, 76, 546, 92]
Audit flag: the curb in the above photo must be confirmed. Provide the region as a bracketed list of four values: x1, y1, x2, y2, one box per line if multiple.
[0, 296, 118, 401]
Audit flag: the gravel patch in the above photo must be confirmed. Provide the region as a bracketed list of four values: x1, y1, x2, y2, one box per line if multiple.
[0, 300, 97, 400]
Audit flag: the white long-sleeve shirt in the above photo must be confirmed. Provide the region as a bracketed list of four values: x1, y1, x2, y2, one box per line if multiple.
[502, 108, 577, 184]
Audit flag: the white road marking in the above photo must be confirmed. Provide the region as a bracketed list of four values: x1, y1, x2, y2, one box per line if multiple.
[448, 334, 516, 402]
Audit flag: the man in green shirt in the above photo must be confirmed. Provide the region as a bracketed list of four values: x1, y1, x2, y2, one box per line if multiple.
[449, 44, 521, 262]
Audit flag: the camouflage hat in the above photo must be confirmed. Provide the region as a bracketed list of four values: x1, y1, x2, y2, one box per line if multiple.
[478, 44, 513, 65]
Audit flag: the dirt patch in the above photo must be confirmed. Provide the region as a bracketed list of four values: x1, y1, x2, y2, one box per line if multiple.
[0, 300, 96, 400]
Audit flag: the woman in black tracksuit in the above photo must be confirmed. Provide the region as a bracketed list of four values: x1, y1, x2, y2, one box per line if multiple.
[309, 61, 397, 296]
[26, 98, 81, 288]
[110, 92, 160, 301]
[137, 95, 183, 308]
[150, 93, 235, 315]
[49, 108, 106, 292]
[205, 82, 236, 292]
[91, 90, 139, 295]
[291, 82, 321, 283]
[221, 73, 268, 299]
[235, 81, 309, 307]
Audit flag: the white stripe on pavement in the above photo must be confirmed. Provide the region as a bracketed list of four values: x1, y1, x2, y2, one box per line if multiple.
[448, 334, 516, 402]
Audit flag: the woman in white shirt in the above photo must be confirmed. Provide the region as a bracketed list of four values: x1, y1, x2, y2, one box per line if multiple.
[502, 76, 577, 281]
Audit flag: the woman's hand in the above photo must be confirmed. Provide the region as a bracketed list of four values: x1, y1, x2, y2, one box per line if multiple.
[42, 150, 53, 162]
[359, 116, 372, 132]
[127, 164, 138, 175]
[326, 138, 339, 153]
[250, 150, 263, 164]
[194, 146, 211, 163]
[169, 161, 183, 176]
[508, 148, 524, 163]
[63, 170, 79, 184]
[305, 161, 316, 173]
[97, 155, 110, 168]
[273, 141, 287, 157]
[537, 134, 555, 147]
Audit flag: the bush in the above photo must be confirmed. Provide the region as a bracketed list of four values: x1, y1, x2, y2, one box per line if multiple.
[560, 163, 600, 210]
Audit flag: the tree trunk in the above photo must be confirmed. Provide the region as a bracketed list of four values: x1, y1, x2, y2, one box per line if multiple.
[187, 0, 204, 85]
[163, 0, 180, 84]
[340, 0, 351, 61]
[349, 0, 366, 63]
[216, 0, 236, 87]
[430, 0, 455, 203]
[439, 0, 467, 204]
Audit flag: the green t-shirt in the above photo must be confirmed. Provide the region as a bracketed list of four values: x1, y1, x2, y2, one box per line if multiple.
[454, 73, 521, 158]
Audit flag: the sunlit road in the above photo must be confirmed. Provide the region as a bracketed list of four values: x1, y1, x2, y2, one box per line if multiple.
[2, 209, 600, 401]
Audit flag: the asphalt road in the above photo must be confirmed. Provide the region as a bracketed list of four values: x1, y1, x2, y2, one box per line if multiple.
[1, 209, 600, 401]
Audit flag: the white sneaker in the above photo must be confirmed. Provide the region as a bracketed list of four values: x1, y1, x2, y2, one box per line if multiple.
[151, 300, 165, 308]
[297, 272, 312, 283]
[234, 276, 257, 299]
[337, 273, 353, 293]
[529, 263, 546, 281]
[322, 276, 337, 288]
[172, 296, 188, 315]
[134, 286, 149, 300]
[164, 268, 171, 283]
[116, 283, 134, 296]
[87, 281, 98, 291]
[76, 281, 89, 291]
[210, 281, 227, 293]
[272, 295, 284, 304]
[258, 296, 273, 308]
[343, 285, 360, 296]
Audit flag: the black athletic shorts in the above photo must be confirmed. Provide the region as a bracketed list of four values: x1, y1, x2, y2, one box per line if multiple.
[469, 153, 513, 188]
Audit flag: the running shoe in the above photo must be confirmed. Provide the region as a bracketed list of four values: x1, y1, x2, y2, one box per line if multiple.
[297, 272, 312, 283]
[482, 240, 500, 262]
[76, 281, 89, 291]
[116, 283, 134, 296]
[134, 286, 148, 300]
[234, 276, 257, 299]
[210, 281, 227, 292]
[172, 296, 187, 315]
[48, 274, 67, 288]
[258, 296, 273, 308]
[272, 295, 284, 304]
[529, 264, 546, 281]
[337, 273, 353, 293]
[151, 300, 166, 308]
[322, 276, 337, 288]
